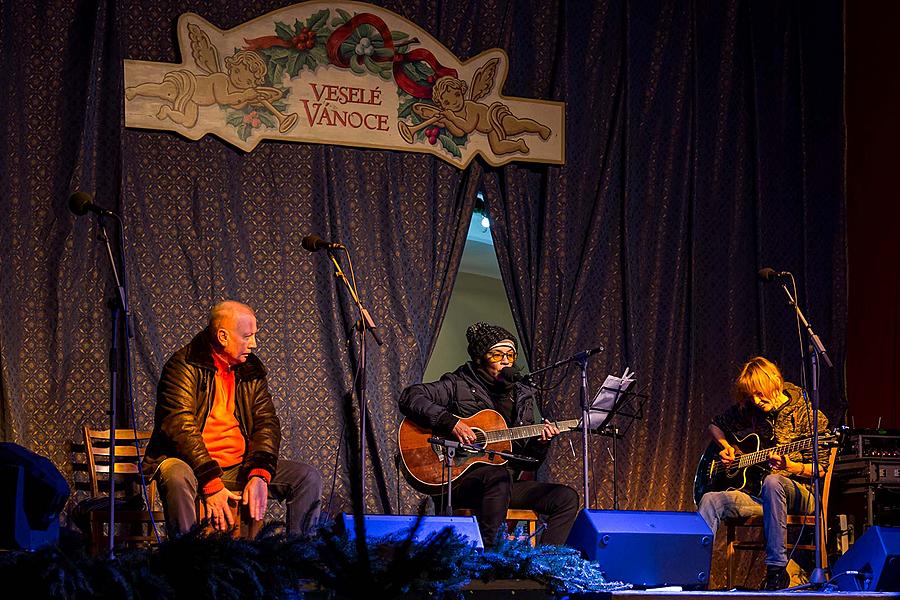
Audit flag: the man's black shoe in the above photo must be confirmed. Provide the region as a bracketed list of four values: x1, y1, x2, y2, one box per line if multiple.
[764, 565, 790, 591]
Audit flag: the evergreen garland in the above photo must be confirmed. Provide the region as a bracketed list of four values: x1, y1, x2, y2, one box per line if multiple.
[0, 522, 629, 599]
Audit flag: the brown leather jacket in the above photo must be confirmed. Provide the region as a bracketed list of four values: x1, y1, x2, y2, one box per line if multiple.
[142, 331, 281, 488]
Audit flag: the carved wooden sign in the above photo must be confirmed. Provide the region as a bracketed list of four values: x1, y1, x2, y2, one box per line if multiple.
[124, 1, 565, 168]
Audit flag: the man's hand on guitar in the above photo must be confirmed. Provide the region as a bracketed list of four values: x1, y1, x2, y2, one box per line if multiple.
[767, 452, 794, 472]
[718, 444, 736, 466]
[539, 420, 560, 443]
[452, 421, 478, 444]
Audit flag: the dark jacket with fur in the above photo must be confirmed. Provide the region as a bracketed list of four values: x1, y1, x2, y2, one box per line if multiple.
[142, 331, 281, 488]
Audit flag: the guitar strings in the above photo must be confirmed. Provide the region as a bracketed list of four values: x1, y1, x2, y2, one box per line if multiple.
[708, 434, 832, 475]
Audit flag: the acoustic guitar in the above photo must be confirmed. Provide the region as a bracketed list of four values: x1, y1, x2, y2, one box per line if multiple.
[397, 409, 580, 495]
[692, 428, 842, 506]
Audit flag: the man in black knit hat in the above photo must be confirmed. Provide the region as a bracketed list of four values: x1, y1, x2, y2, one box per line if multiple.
[399, 322, 579, 548]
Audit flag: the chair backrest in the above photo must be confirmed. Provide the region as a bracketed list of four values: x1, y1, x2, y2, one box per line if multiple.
[820, 446, 839, 526]
[81, 426, 155, 504]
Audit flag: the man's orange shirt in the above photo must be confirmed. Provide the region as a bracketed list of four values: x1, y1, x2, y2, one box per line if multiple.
[202, 352, 246, 469]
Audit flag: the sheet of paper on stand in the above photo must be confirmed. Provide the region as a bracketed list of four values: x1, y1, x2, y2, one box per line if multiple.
[586, 368, 636, 429]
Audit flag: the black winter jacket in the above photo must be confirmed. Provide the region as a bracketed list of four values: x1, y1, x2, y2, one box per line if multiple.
[398, 362, 550, 469]
[142, 332, 281, 488]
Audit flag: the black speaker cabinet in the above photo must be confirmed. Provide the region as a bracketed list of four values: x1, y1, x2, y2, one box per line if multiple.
[0, 464, 61, 551]
[340, 513, 483, 550]
[831, 526, 900, 591]
[565, 509, 713, 589]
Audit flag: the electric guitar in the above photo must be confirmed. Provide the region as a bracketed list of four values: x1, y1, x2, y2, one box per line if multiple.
[397, 409, 580, 495]
[692, 428, 843, 506]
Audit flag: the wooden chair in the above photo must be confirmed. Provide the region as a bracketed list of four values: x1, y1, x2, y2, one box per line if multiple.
[79, 426, 165, 554]
[454, 508, 541, 546]
[724, 447, 839, 587]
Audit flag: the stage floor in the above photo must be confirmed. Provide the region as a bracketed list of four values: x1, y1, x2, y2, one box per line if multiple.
[293, 579, 900, 598]
[455, 580, 900, 599]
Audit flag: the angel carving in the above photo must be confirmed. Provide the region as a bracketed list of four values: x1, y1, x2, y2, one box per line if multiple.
[125, 23, 297, 133]
[399, 58, 551, 155]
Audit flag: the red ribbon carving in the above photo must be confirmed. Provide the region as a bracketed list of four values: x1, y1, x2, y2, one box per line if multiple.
[244, 35, 306, 51]
[325, 13, 457, 98]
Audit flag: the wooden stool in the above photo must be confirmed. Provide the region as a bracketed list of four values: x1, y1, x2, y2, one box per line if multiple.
[453, 508, 541, 546]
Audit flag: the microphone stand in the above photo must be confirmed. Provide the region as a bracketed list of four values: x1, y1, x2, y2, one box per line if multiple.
[326, 248, 382, 508]
[589, 384, 645, 511]
[596, 422, 623, 510]
[427, 437, 538, 516]
[96, 213, 133, 558]
[525, 346, 603, 508]
[775, 279, 832, 585]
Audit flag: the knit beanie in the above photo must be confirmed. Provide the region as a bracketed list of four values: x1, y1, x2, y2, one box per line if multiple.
[465, 322, 518, 360]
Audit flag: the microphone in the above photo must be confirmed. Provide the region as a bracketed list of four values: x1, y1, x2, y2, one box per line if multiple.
[301, 234, 344, 252]
[499, 366, 524, 383]
[573, 345, 604, 361]
[69, 191, 116, 217]
[758, 267, 790, 282]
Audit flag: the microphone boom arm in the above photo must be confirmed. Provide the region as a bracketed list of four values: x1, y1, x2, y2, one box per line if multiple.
[777, 282, 833, 368]
[327, 251, 382, 346]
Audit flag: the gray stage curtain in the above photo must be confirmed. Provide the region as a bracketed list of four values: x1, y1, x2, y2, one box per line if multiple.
[1, 1, 846, 585]
[482, 1, 845, 586]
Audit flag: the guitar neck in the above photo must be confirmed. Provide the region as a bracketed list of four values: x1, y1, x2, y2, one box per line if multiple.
[736, 436, 814, 469]
[481, 419, 581, 444]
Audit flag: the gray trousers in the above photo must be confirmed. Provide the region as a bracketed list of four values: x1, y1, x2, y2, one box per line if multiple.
[155, 457, 323, 537]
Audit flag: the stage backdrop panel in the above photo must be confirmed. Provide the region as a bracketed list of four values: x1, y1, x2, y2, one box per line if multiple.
[0, 4, 845, 587]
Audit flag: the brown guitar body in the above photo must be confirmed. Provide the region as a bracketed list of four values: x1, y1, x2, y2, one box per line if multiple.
[398, 409, 513, 495]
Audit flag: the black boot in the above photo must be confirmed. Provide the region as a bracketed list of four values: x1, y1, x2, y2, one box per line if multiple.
[764, 565, 790, 590]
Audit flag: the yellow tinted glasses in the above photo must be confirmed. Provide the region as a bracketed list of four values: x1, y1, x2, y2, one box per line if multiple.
[486, 349, 517, 363]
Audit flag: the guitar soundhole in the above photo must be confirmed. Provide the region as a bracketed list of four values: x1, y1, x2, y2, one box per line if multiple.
[471, 428, 486, 446]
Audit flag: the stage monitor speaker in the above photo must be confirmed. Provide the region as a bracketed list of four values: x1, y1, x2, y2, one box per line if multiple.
[0, 443, 68, 551]
[565, 509, 713, 589]
[831, 526, 900, 591]
[340, 514, 484, 550]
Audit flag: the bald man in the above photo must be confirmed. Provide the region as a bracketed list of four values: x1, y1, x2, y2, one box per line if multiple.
[143, 301, 322, 537]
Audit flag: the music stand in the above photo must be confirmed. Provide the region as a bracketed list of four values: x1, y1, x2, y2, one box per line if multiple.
[587, 374, 647, 510]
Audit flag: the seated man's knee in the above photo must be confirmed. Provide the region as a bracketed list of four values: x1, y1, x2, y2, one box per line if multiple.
[698, 492, 715, 510]
[484, 466, 512, 487]
[281, 459, 323, 494]
[559, 485, 580, 510]
[760, 474, 786, 497]
[303, 463, 323, 494]
[156, 458, 197, 495]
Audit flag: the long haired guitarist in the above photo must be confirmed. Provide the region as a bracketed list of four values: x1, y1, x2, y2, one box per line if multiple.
[398, 322, 579, 548]
[697, 356, 830, 590]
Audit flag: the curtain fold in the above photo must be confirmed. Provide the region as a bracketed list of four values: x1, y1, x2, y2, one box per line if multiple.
[0, 0, 123, 461]
[1, 0, 481, 516]
[485, 0, 846, 534]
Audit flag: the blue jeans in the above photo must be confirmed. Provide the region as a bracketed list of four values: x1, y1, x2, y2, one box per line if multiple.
[697, 474, 815, 566]
[155, 457, 322, 537]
